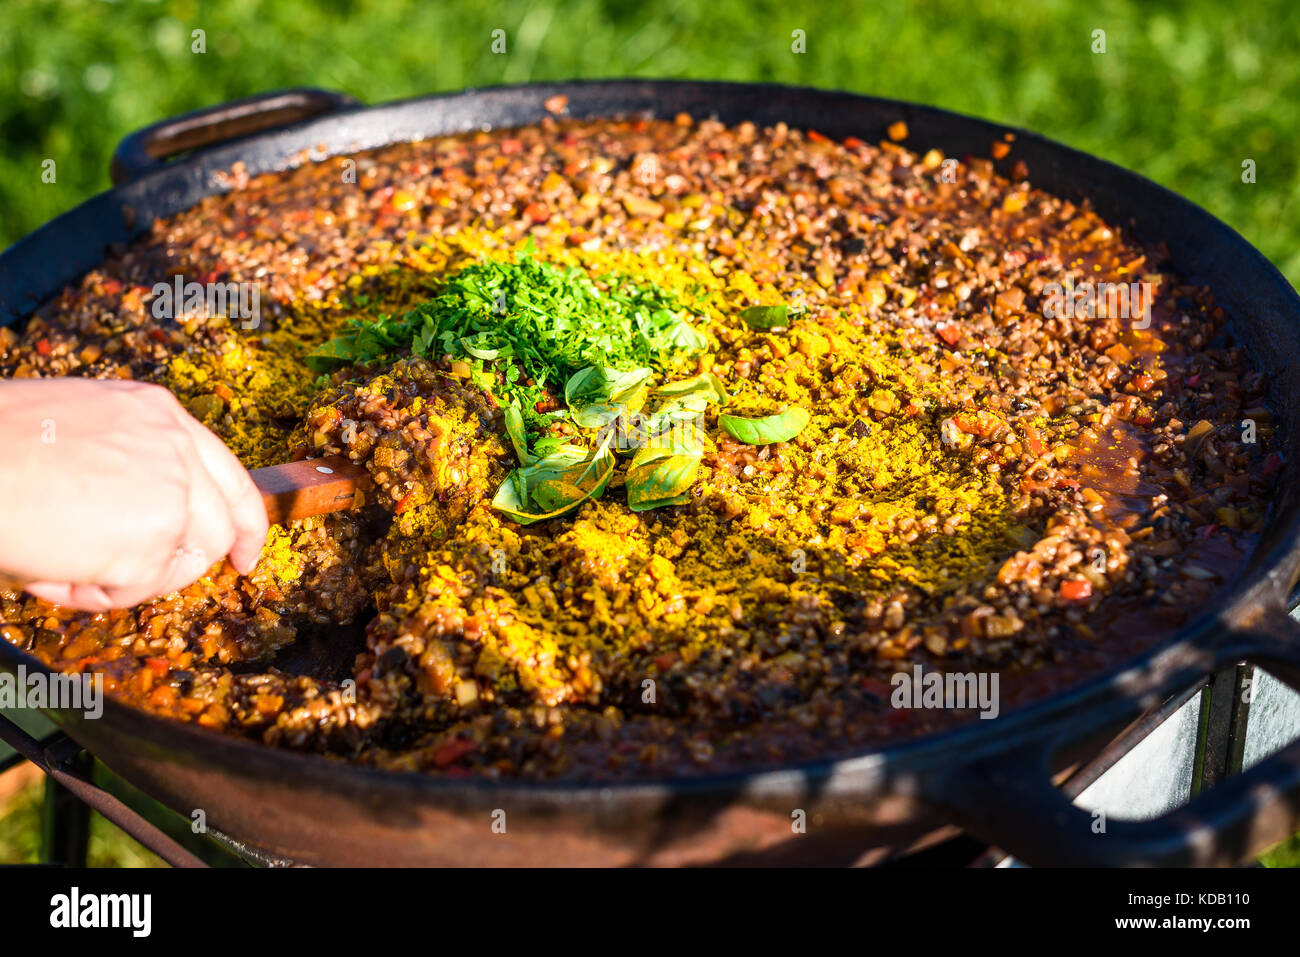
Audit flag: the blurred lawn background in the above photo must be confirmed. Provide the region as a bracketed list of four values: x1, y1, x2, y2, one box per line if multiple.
[1, 0, 1299, 865]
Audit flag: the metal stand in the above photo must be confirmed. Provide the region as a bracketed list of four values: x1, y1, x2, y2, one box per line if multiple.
[0, 712, 212, 867]
[3, 656, 1298, 868]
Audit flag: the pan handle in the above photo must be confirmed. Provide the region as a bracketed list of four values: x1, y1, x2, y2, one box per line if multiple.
[928, 606, 1300, 866]
[110, 87, 361, 185]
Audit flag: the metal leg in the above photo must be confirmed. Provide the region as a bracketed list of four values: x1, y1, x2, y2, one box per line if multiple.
[41, 749, 91, 866]
[1194, 662, 1253, 795]
[0, 713, 207, 868]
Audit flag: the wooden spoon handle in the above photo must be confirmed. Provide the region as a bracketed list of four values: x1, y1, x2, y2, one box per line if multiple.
[249, 455, 372, 526]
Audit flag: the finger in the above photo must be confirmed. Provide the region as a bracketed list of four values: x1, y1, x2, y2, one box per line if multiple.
[24, 581, 118, 612]
[171, 409, 269, 575]
[156, 456, 237, 594]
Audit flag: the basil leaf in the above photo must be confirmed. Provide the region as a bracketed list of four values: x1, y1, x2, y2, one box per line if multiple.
[739, 305, 792, 329]
[625, 442, 703, 512]
[460, 336, 501, 360]
[718, 406, 811, 445]
[655, 372, 728, 405]
[530, 479, 587, 512]
[564, 365, 652, 411]
[563, 366, 606, 407]
[570, 402, 626, 429]
[650, 372, 728, 421]
[304, 336, 360, 373]
[491, 437, 616, 524]
[636, 308, 707, 355]
[531, 436, 567, 457]
[530, 444, 593, 473]
[504, 402, 535, 465]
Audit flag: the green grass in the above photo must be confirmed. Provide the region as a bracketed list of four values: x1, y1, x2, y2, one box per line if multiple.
[3, 0, 1300, 280]
[0, 777, 164, 867]
[3, 0, 1300, 865]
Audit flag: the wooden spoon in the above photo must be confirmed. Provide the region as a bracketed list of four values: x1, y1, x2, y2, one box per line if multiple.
[249, 455, 372, 526]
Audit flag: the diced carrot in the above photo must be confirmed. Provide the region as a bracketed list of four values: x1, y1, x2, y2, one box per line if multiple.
[1023, 425, 1047, 457]
[390, 190, 418, 213]
[149, 685, 176, 709]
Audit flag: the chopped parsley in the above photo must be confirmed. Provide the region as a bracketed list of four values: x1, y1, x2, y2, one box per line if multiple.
[305, 243, 708, 434]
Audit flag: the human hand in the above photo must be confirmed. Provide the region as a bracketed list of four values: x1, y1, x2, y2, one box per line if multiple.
[0, 378, 268, 610]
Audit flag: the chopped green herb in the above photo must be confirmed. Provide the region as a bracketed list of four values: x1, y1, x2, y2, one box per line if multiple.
[304, 244, 708, 439]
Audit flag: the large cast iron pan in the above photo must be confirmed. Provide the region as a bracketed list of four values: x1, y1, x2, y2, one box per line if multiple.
[4, 81, 1300, 866]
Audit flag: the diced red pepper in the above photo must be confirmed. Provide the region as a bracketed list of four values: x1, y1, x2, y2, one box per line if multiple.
[500, 138, 523, 155]
[1060, 579, 1092, 601]
[395, 492, 417, 515]
[148, 328, 168, 342]
[1263, 452, 1284, 478]
[35, 338, 51, 356]
[807, 129, 831, 144]
[144, 657, 170, 676]
[1132, 373, 1154, 391]
[432, 737, 476, 768]
[522, 202, 549, 224]
[936, 323, 963, 346]
[843, 136, 868, 150]
[1185, 373, 1201, 387]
